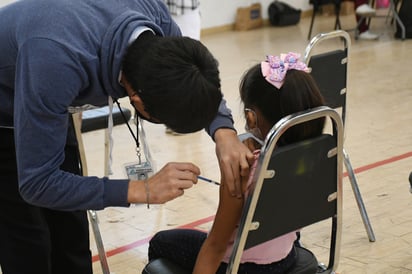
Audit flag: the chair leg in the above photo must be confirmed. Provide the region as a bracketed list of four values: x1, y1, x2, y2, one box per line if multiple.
[389, 0, 405, 40]
[308, 9, 316, 40]
[335, 16, 341, 30]
[88, 210, 111, 274]
[354, 17, 365, 39]
[343, 149, 376, 242]
[334, 4, 341, 30]
[72, 113, 111, 273]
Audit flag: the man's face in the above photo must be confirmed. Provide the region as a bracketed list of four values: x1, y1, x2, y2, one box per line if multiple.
[122, 75, 161, 124]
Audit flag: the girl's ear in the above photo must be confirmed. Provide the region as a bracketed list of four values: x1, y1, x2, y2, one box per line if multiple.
[245, 110, 257, 129]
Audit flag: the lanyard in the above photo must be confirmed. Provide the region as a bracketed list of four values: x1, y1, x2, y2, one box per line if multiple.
[114, 100, 142, 164]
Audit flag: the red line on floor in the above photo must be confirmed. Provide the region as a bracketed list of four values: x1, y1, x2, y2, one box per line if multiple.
[343, 151, 412, 176]
[92, 215, 216, 262]
[92, 150, 412, 263]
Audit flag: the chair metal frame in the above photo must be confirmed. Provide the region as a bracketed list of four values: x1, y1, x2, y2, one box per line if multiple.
[227, 106, 344, 274]
[142, 107, 342, 274]
[72, 112, 111, 274]
[72, 106, 134, 274]
[303, 30, 376, 242]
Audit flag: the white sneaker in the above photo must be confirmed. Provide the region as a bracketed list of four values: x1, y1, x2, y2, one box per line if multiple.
[358, 30, 379, 40]
[356, 4, 376, 16]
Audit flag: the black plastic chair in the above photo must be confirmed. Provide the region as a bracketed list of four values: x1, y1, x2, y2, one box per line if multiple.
[226, 106, 343, 274]
[303, 30, 376, 242]
[308, 0, 342, 40]
[142, 106, 344, 274]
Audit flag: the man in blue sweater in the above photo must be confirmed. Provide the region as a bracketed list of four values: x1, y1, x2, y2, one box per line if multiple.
[0, 0, 253, 273]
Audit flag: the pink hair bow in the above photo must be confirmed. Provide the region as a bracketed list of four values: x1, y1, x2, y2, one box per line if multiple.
[261, 52, 309, 89]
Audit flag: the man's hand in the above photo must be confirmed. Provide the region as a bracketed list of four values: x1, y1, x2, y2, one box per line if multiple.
[214, 128, 254, 198]
[127, 162, 200, 205]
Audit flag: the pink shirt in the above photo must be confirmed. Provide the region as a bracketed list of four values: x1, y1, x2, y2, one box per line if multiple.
[222, 150, 297, 264]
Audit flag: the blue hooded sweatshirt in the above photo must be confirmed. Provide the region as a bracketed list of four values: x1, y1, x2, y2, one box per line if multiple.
[0, 0, 234, 211]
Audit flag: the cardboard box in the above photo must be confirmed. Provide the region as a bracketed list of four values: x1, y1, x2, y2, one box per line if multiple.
[235, 3, 263, 31]
[321, 1, 354, 16]
[341, 1, 354, 15]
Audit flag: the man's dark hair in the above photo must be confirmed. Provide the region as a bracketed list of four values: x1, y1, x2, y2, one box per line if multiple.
[122, 32, 222, 133]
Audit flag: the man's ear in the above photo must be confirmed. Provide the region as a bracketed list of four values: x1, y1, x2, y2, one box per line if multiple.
[121, 73, 145, 111]
[121, 74, 134, 94]
[130, 92, 143, 107]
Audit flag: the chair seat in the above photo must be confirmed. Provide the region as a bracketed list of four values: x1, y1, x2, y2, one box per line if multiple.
[80, 106, 131, 133]
[286, 246, 318, 274]
[142, 246, 318, 274]
[142, 258, 190, 274]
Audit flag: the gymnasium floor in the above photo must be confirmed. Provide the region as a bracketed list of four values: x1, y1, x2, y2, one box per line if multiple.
[82, 11, 412, 274]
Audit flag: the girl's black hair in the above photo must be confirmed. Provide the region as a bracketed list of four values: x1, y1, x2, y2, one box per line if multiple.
[239, 64, 325, 145]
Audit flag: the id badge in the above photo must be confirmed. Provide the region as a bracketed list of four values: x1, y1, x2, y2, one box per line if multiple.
[124, 161, 153, 180]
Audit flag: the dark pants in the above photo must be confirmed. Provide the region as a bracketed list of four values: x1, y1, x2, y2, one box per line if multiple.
[354, 0, 370, 33]
[0, 127, 92, 274]
[148, 229, 296, 274]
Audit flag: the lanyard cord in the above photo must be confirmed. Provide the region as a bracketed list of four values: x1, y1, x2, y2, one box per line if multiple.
[114, 99, 141, 162]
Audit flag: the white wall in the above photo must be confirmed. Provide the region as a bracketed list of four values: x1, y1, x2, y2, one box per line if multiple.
[0, 0, 13, 7]
[200, 0, 311, 29]
[0, 0, 312, 30]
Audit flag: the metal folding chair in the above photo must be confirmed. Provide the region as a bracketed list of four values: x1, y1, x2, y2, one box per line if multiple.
[142, 106, 344, 274]
[227, 106, 343, 274]
[72, 112, 110, 274]
[71, 106, 132, 274]
[303, 30, 376, 242]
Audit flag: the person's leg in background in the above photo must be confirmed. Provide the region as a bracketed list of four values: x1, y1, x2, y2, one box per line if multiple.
[170, 7, 201, 40]
[354, 0, 379, 39]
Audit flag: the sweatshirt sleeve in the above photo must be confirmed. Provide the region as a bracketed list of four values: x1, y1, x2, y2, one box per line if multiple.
[14, 38, 130, 211]
[206, 97, 236, 139]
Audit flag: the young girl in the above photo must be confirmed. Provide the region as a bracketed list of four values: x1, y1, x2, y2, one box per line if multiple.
[147, 52, 325, 274]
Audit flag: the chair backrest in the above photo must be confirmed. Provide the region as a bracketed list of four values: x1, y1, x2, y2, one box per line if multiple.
[226, 106, 344, 274]
[303, 30, 350, 125]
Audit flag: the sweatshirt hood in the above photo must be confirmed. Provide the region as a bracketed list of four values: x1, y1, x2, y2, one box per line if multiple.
[100, 10, 165, 100]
